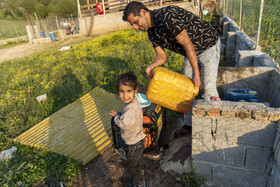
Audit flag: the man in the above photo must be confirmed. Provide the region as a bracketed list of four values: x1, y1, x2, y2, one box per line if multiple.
[123, 1, 221, 127]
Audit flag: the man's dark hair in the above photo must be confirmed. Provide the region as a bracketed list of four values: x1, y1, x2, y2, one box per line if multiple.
[116, 72, 138, 95]
[122, 1, 149, 21]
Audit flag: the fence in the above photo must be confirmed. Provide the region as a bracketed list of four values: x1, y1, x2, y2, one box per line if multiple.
[221, 0, 280, 65]
[79, 0, 189, 16]
[0, 16, 79, 41]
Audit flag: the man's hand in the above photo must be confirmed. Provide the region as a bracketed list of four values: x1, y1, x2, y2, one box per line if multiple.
[145, 64, 155, 79]
[109, 110, 118, 117]
[192, 75, 201, 89]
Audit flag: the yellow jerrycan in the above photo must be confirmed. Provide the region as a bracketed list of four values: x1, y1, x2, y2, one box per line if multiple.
[146, 67, 199, 113]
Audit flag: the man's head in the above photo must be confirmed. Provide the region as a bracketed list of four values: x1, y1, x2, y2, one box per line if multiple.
[123, 1, 151, 31]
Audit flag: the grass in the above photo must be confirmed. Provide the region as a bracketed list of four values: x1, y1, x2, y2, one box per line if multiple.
[227, 0, 280, 65]
[0, 19, 28, 39]
[0, 28, 183, 186]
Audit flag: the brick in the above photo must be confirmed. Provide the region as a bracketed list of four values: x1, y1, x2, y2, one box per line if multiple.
[252, 112, 269, 121]
[193, 108, 206, 116]
[268, 113, 280, 122]
[236, 111, 251, 119]
[206, 109, 220, 116]
[221, 110, 235, 118]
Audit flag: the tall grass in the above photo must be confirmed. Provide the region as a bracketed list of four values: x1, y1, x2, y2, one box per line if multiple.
[0, 28, 183, 186]
[0, 19, 28, 39]
[229, 0, 280, 64]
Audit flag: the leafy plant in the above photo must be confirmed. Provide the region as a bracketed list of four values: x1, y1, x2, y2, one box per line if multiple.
[181, 172, 207, 187]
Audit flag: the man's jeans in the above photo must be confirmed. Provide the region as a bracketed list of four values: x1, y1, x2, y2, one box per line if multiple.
[183, 38, 221, 98]
[183, 38, 221, 126]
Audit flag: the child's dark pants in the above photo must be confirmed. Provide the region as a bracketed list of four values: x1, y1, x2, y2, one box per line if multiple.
[124, 139, 145, 185]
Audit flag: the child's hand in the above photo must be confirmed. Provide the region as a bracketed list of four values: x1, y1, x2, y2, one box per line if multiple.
[109, 110, 118, 117]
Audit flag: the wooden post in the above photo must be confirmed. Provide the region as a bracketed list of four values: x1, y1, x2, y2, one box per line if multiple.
[13, 22, 19, 36]
[71, 14, 74, 24]
[256, 0, 265, 50]
[34, 12, 40, 30]
[56, 16, 60, 30]
[77, 0, 82, 18]
[240, 0, 243, 31]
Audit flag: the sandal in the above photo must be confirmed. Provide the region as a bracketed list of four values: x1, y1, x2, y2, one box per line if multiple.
[210, 96, 221, 101]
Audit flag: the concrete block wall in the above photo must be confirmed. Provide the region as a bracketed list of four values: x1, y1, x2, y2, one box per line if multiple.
[269, 125, 280, 187]
[221, 16, 279, 69]
[192, 100, 280, 187]
[217, 66, 276, 104]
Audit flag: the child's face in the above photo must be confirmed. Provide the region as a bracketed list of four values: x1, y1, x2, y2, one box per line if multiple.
[118, 83, 137, 103]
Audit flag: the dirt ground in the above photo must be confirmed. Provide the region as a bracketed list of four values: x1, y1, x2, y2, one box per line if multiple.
[0, 34, 92, 63]
[1, 35, 191, 187]
[71, 112, 190, 187]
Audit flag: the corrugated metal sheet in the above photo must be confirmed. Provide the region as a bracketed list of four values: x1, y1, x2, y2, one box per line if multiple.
[14, 87, 123, 165]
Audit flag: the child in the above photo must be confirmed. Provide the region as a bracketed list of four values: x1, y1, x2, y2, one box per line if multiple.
[109, 72, 146, 187]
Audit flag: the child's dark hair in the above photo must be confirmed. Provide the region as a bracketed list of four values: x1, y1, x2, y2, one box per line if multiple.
[116, 72, 138, 95]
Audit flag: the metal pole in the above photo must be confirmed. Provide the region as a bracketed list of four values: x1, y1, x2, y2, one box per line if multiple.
[101, 0, 106, 14]
[256, 0, 265, 50]
[240, 0, 243, 31]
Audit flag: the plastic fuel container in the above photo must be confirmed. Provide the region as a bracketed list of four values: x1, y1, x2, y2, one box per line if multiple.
[146, 67, 199, 113]
[225, 88, 258, 102]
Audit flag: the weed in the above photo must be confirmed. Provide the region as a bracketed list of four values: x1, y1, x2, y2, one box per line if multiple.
[181, 172, 207, 187]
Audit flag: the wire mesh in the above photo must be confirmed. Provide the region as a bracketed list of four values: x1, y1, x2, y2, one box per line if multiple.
[223, 0, 280, 64]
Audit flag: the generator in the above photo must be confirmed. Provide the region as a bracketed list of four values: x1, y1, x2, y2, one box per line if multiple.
[111, 102, 166, 159]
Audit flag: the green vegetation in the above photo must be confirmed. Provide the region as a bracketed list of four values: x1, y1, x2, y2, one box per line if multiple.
[181, 172, 207, 187]
[0, 29, 183, 186]
[228, 0, 280, 64]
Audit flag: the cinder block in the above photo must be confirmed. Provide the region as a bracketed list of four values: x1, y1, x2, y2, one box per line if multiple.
[213, 165, 269, 187]
[223, 22, 230, 36]
[226, 32, 237, 58]
[192, 160, 212, 180]
[253, 53, 278, 68]
[237, 123, 277, 148]
[245, 147, 272, 170]
[216, 118, 275, 148]
[270, 162, 280, 187]
[273, 129, 280, 152]
[192, 116, 213, 141]
[192, 143, 245, 167]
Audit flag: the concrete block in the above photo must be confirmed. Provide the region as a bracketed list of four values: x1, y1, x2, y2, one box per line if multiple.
[215, 118, 275, 148]
[270, 162, 280, 187]
[192, 116, 213, 141]
[253, 54, 278, 68]
[237, 123, 277, 148]
[223, 22, 230, 36]
[192, 143, 245, 167]
[245, 147, 272, 170]
[192, 160, 212, 180]
[213, 165, 269, 187]
[235, 50, 265, 67]
[226, 32, 237, 58]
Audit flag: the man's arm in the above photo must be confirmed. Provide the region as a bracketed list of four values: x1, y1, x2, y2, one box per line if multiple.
[145, 46, 167, 78]
[175, 29, 201, 89]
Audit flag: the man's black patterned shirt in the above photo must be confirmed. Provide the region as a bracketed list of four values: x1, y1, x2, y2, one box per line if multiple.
[147, 6, 219, 56]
